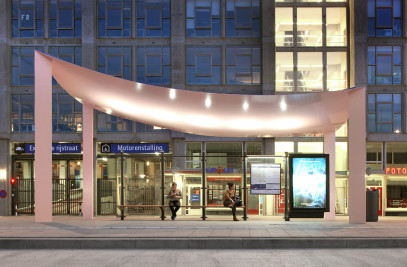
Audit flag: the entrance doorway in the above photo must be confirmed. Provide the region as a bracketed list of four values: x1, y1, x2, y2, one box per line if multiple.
[12, 156, 83, 215]
[186, 184, 201, 215]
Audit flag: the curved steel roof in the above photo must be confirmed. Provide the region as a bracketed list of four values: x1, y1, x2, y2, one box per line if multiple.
[38, 51, 357, 137]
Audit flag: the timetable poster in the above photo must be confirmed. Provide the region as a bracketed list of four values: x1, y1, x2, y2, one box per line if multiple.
[250, 164, 281, 195]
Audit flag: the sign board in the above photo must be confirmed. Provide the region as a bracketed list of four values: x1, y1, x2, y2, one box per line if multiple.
[289, 154, 329, 210]
[385, 168, 407, 175]
[24, 143, 81, 154]
[101, 143, 169, 154]
[0, 190, 7, 198]
[250, 164, 281, 195]
[191, 195, 200, 201]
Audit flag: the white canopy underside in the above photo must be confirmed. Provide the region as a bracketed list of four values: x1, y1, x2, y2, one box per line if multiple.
[39, 52, 357, 137]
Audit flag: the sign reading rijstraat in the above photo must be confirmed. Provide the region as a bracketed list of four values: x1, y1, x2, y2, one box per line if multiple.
[24, 143, 81, 154]
[101, 143, 169, 154]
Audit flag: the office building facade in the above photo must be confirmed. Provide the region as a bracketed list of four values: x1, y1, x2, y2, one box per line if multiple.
[0, 0, 405, 217]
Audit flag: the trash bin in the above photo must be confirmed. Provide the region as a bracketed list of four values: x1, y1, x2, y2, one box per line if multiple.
[366, 190, 379, 222]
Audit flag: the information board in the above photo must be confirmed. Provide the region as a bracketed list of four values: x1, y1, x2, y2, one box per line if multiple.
[250, 163, 281, 195]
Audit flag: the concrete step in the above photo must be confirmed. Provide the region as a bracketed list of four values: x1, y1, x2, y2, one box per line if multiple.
[1, 237, 407, 249]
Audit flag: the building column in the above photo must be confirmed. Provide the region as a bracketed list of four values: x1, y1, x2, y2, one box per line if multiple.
[348, 88, 366, 223]
[324, 131, 336, 221]
[83, 102, 94, 219]
[34, 52, 52, 222]
[171, 0, 186, 89]
[261, 0, 275, 95]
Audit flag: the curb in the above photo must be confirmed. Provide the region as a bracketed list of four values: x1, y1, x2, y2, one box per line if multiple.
[1, 238, 407, 249]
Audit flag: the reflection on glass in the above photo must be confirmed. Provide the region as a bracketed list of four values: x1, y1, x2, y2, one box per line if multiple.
[327, 52, 347, 91]
[276, 8, 293, 47]
[276, 52, 293, 92]
[297, 52, 323, 92]
[327, 8, 347, 46]
[297, 8, 322, 47]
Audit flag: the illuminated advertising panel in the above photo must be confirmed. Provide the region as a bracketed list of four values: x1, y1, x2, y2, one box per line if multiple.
[289, 154, 329, 213]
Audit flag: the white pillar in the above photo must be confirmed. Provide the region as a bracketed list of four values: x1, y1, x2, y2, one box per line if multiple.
[34, 52, 52, 222]
[82, 102, 94, 219]
[348, 88, 367, 223]
[324, 131, 336, 221]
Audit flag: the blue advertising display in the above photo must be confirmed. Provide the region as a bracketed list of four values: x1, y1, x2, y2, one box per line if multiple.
[291, 156, 328, 209]
[191, 195, 200, 201]
[101, 143, 169, 153]
[25, 143, 81, 153]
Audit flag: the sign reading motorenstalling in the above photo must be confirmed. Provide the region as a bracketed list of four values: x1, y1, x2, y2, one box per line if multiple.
[101, 143, 169, 154]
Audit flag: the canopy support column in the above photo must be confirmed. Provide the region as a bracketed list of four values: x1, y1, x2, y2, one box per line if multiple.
[83, 102, 94, 219]
[324, 131, 336, 221]
[348, 88, 367, 223]
[34, 52, 53, 222]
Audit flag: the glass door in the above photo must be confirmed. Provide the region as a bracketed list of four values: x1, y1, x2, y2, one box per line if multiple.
[186, 184, 201, 215]
[13, 159, 34, 214]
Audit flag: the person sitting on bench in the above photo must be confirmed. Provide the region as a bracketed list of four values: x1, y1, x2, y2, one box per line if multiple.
[223, 182, 242, 221]
[167, 182, 182, 220]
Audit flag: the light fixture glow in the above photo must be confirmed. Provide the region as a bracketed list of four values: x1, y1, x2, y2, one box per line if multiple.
[139, 174, 146, 178]
[0, 169, 6, 180]
[147, 109, 179, 122]
[106, 108, 112, 114]
[169, 89, 176, 100]
[280, 100, 287, 111]
[243, 102, 249, 111]
[146, 161, 150, 166]
[205, 96, 211, 108]
[102, 158, 108, 162]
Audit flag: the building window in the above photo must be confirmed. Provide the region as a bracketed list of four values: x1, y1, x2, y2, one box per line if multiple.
[277, 51, 347, 92]
[327, 52, 347, 91]
[336, 142, 348, 172]
[206, 142, 242, 169]
[137, 0, 170, 37]
[49, 46, 82, 84]
[12, 0, 44, 37]
[98, 46, 131, 80]
[386, 143, 407, 168]
[276, 6, 347, 48]
[368, 46, 402, 85]
[187, 46, 220, 85]
[12, 94, 34, 132]
[327, 7, 347, 47]
[50, 0, 81, 37]
[137, 46, 170, 85]
[275, 8, 293, 47]
[98, 0, 131, 37]
[186, 142, 202, 169]
[367, 142, 383, 170]
[368, 94, 402, 133]
[297, 8, 322, 47]
[298, 52, 323, 92]
[186, 0, 220, 37]
[368, 0, 402, 37]
[97, 112, 131, 132]
[226, 0, 260, 37]
[298, 142, 323, 153]
[12, 46, 43, 85]
[52, 94, 82, 132]
[226, 46, 260, 84]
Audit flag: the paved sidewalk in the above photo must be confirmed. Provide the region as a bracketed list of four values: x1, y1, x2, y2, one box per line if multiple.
[1, 215, 407, 249]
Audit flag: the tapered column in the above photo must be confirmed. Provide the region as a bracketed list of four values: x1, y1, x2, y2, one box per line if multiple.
[324, 131, 336, 221]
[348, 88, 366, 223]
[83, 102, 94, 219]
[34, 52, 52, 222]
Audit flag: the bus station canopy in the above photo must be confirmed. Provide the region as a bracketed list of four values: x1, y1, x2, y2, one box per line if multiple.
[41, 52, 357, 137]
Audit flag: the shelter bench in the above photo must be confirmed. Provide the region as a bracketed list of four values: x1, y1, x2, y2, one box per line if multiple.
[117, 204, 246, 221]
